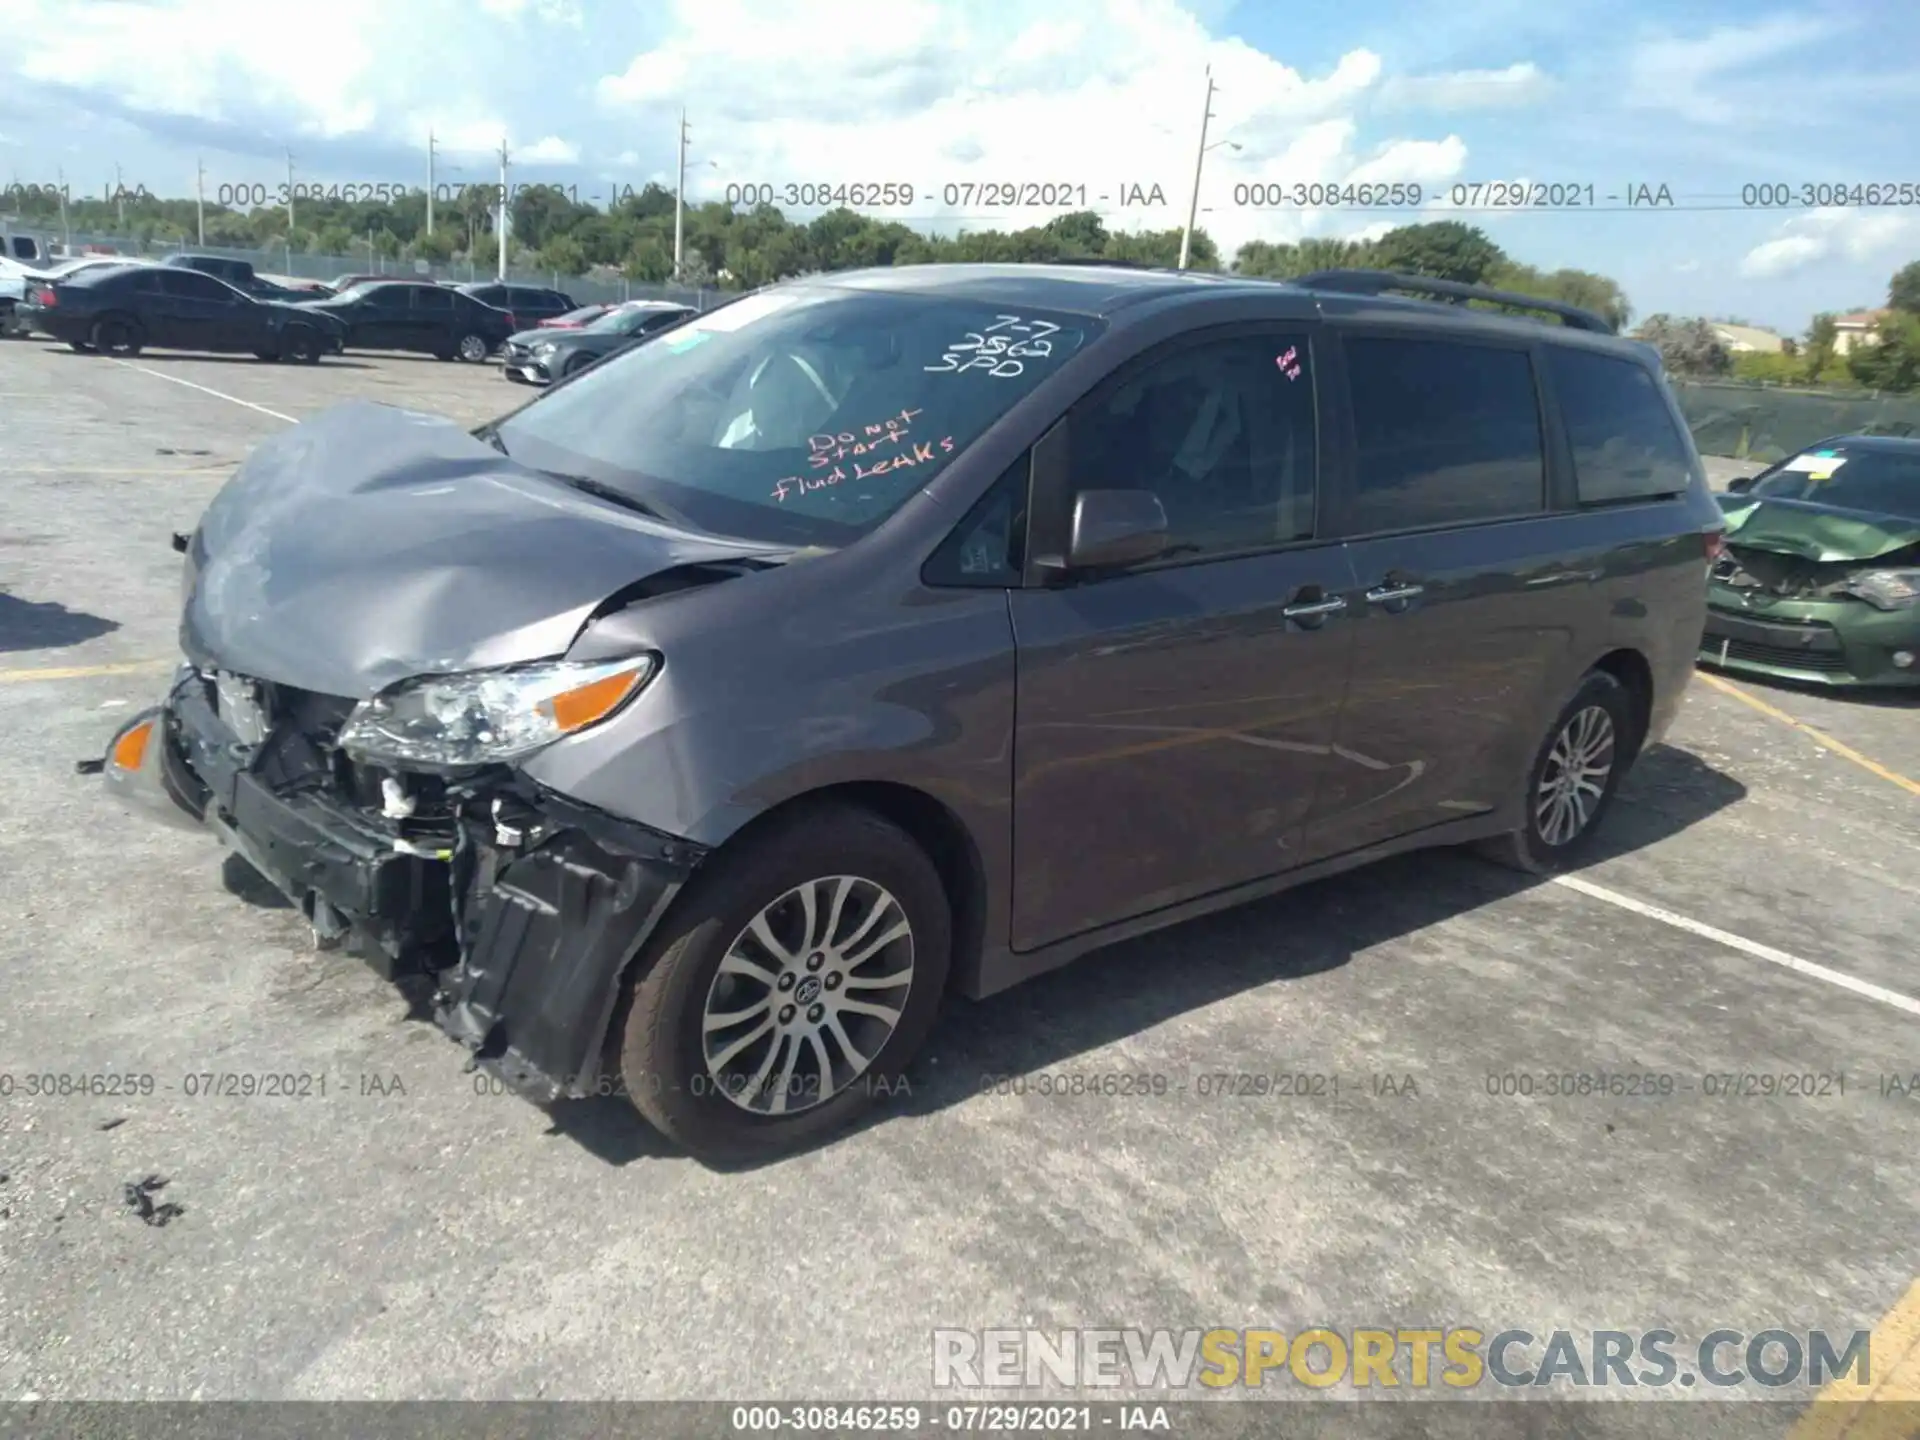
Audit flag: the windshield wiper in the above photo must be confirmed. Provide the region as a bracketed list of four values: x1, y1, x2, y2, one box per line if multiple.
[540, 469, 681, 525]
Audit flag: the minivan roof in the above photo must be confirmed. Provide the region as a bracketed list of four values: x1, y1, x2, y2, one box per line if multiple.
[799, 262, 1622, 339]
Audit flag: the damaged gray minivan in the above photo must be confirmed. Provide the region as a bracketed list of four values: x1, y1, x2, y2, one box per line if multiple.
[98, 263, 1722, 1160]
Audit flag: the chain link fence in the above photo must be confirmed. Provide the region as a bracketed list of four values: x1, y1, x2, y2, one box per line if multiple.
[28, 230, 724, 310]
[1672, 380, 1920, 461]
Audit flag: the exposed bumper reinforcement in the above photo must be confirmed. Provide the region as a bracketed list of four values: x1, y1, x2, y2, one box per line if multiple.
[94, 676, 708, 1104]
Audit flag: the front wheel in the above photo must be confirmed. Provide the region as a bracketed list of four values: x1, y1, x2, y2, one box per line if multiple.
[1477, 669, 1635, 874]
[454, 332, 489, 362]
[613, 805, 951, 1163]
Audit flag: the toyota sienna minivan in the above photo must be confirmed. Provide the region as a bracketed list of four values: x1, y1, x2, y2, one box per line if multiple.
[96, 263, 1723, 1161]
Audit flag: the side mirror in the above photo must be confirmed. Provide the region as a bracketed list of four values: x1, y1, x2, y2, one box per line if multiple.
[1065, 489, 1170, 570]
[1725, 474, 1755, 494]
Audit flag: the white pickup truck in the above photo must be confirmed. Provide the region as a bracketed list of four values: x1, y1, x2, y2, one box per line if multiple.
[1, 234, 152, 338]
[0, 232, 54, 337]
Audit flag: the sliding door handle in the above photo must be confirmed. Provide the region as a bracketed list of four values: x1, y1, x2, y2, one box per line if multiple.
[1364, 583, 1425, 605]
[1282, 595, 1348, 620]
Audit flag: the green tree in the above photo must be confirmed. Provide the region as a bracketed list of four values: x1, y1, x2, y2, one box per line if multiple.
[1634, 315, 1731, 377]
[1888, 260, 1920, 314]
[1368, 221, 1504, 284]
[536, 234, 589, 276]
[1804, 312, 1839, 373]
[413, 227, 457, 264]
[1846, 309, 1920, 391]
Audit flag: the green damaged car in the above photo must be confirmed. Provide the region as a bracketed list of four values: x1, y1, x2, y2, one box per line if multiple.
[1701, 435, 1920, 687]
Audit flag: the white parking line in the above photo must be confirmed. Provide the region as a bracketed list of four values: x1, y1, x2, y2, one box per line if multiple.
[109, 360, 297, 424]
[1552, 872, 1920, 1017]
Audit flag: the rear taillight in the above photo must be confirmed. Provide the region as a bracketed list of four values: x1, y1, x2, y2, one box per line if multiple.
[1704, 530, 1727, 563]
[36, 288, 56, 306]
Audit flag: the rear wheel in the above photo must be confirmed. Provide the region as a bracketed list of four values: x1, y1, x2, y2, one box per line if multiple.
[454, 332, 489, 362]
[1477, 670, 1634, 874]
[613, 805, 950, 1163]
[90, 317, 143, 357]
[280, 325, 322, 363]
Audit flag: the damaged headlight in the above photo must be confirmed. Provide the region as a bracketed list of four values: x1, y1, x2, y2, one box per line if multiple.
[1840, 569, 1920, 611]
[337, 655, 657, 767]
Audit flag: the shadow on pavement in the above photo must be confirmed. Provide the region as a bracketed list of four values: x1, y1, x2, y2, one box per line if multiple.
[0, 591, 119, 653]
[556, 743, 1748, 1170]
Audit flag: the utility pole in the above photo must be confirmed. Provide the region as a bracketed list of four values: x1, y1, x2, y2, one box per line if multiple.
[426, 130, 436, 236]
[196, 157, 206, 245]
[114, 163, 125, 228]
[285, 148, 297, 241]
[1178, 67, 1217, 271]
[56, 165, 70, 250]
[1167, 67, 1213, 272]
[673, 108, 688, 283]
[496, 138, 510, 279]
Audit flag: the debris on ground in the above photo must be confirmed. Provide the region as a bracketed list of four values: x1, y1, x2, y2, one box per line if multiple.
[122, 1174, 184, 1227]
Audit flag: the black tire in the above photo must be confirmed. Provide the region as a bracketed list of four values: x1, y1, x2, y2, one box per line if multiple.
[560, 353, 588, 379]
[453, 332, 488, 363]
[281, 325, 322, 363]
[613, 804, 951, 1163]
[90, 316, 143, 356]
[1476, 669, 1635, 874]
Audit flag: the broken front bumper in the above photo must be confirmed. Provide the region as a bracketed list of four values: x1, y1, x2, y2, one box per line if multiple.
[98, 670, 707, 1102]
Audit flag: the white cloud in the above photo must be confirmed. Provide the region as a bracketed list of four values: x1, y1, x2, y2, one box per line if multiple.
[0, 0, 1485, 257]
[1624, 14, 1834, 125]
[591, 0, 1465, 254]
[1377, 62, 1551, 112]
[517, 135, 579, 164]
[1739, 208, 1918, 279]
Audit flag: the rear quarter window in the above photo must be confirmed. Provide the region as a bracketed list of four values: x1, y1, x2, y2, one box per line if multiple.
[1546, 346, 1695, 504]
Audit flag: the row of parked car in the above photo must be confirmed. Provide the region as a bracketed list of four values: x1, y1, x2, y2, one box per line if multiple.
[0, 250, 695, 381]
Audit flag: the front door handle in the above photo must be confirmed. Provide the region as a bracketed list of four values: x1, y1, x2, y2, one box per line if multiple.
[1364, 583, 1425, 605]
[1282, 595, 1348, 620]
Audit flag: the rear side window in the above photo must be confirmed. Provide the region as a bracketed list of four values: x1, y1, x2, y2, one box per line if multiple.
[1344, 336, 1545, 533]
[413, 286, 453, 312]
[160, 270, 234, 300]
[1547, 347, 1695, 504]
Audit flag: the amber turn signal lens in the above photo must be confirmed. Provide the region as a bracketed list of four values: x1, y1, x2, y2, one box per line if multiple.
[542, 667, 646, 733]
[111, 719, 155, 772]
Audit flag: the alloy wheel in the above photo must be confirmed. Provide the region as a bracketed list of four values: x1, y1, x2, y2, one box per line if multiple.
[1535, 704, 1616, 847]
[457, 333, 487, 362]
[700, 875, 915, 1116]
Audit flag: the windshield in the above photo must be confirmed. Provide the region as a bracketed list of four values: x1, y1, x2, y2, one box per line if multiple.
[588, 306, 679, 335]
[494, 285, 1101, 545]
[1749, 445, 1920, 523]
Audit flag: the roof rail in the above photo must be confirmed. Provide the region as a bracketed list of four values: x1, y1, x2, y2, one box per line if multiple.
[1294, 268, 1616, 334]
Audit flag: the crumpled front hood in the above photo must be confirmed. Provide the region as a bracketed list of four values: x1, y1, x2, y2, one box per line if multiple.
[184, 401, 789, 698]
[1718, 495, 1920, 563]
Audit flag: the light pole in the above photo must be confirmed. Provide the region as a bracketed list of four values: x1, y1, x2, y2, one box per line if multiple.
[196, 157, 206, 245]
[1167, 69, 1213, 270]
[285, 148, 296, 241]
[673, 109, 688, 282]
[496, 138, 510, 279]
[427, 130, 437, 236]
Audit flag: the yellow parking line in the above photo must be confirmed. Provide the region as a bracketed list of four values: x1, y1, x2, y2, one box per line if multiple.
[1787, 1276, 1920, 1437]
[0, 660, 173, 683]
[1697, 671, 1920, 799]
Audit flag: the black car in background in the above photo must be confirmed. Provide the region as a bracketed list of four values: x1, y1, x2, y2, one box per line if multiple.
[18, 264, 346, 360]
[455, 281, 576, 328]
[163, 253, 328, 304]
[502, 301, 695, 384]
[295, 280, 514, 361]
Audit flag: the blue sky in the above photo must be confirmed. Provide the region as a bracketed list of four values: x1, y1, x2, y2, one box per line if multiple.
[2, 0, 1914, 334]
